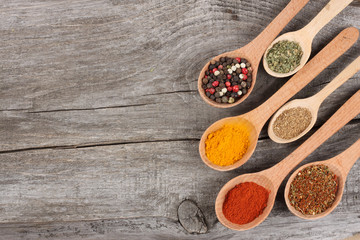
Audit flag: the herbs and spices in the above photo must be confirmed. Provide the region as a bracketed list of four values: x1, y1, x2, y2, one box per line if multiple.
[266, 40, 303, 73]
[288, 165, 338, 215]
[202, 57, 252, 104]
[273, 107, 312, 140]
[223, 182, 270, 225]
[205, 123, 249, 166]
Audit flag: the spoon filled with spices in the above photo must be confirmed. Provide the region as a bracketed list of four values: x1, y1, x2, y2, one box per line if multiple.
[263, 0, 354, 78]
[268, 55, 360, 144]
[199, 27, 358, 171]
[285, 138, 360, 220]
[215, 90, 360, 231]
[198, 0, 310, 108]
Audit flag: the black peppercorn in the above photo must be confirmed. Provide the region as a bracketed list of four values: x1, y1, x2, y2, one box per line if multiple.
[221, 96, 228, 103]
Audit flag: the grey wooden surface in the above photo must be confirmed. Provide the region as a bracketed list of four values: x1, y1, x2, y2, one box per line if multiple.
[0, 0, 359, 239]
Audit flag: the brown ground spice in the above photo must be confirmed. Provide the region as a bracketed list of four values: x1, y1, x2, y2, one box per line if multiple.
[273, 107, 312, 139]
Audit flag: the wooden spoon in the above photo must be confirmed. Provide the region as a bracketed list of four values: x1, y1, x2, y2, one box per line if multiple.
[285, 138, 360, 220]
[197, 0, 310, 108]
[215, 90, 360, 231]
[199, 27, 358, 171]
[263, 0, 353, 78]
[268, 56, 360, 144]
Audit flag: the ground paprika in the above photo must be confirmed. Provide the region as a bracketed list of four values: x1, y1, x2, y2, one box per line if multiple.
[223, 182, 270, 225]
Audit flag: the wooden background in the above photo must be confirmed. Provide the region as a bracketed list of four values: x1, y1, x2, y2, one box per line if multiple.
[0, 0, 359, 239]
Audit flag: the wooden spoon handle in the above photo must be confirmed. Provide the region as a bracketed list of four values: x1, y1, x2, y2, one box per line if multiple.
[241, 0, 310, 62]
[247, 27, 359, 128]
[266, 90, 360, 185]
[311, 56, 360, 105]
[302, 0, 353, 39]
[330, 138, 360, 175]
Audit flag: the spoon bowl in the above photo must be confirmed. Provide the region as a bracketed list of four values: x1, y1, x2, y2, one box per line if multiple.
[284, 160, 345, 220]
[268, 56, 360, 143]
[199, 28, 358, 171]
[263, 31, 312, 78]
[199, 116, 259, 171]
[268, 98, 319, 143]
[198, 50, 258, 108]
[198, 0, 311, 108]
[215, 173, 276, 230]
[284, 138, 360, 220]
[215, 90, 360, 231]
[263, 0, 354, 78]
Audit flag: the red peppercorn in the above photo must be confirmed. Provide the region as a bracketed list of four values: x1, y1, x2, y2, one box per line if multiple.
[218, 65, 223, 69]
[227, 86, 233, 92]
[204, 75, 208, 78]
[209, 88, 215, 94]
[212, 81, 219, 87]
[213, 68, 218, 72]
[236, 57, 241, 63]
[205, 89, 209, 92]
[227, 74, 232, 79]
[233, 85, 239, 92]
[243, 74, 248, 80]
[209, 69, 213, 74]
[225, 81, 231, 87]
[242, 68, 248, 74]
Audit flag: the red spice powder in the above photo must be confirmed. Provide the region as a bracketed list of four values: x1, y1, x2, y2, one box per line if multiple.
[223, 182, 270, 225]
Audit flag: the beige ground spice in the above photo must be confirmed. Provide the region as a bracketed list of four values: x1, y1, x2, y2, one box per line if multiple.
[273, 107, 312, 140]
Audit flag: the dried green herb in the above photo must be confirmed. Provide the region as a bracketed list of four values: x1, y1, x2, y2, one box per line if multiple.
[266, 40, 303, 73]
[288, 165, 338, 215]
[273, 107, 312, 140]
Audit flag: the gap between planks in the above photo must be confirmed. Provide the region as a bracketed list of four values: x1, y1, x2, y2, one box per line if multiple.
[0, 138, 201, 154]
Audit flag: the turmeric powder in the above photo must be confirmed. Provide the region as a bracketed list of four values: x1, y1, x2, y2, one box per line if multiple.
[205, 123, 249, 166]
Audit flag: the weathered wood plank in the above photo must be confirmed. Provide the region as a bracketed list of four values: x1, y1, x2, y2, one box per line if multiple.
[0, 213, 359, 240]
[0, 0, 359, 152]
[0, 124, 359, 237]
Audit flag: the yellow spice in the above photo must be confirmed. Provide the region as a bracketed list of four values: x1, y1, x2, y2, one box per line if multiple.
[205, 123, 249, 166]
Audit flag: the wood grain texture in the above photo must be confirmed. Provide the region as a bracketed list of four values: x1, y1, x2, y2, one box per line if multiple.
[0, 0, 359, 239]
